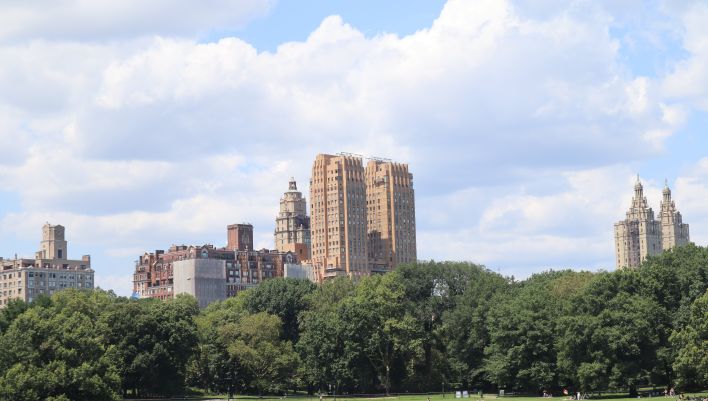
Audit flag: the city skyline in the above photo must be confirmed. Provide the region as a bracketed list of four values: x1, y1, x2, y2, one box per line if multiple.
[1, 0, 708, 295]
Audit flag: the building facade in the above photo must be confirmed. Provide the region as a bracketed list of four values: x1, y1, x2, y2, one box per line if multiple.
[309, 153, 418, 281]
[132, 225, 298, 306]
[310, 153, 369, 280]
[365, 159, 417, 273]
[615, 177, 690, 268]
[0, 224, 94, 307]
[275, 178, 311, 261]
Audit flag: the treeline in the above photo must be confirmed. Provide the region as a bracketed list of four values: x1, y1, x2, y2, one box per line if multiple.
[0, 245, 707, 400]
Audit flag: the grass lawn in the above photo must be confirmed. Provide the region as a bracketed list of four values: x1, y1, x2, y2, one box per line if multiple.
[161, 391, 708, 401]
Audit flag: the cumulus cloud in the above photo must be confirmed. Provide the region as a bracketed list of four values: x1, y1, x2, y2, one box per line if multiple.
[662, 2, 708, 111]
[418, 167, 641, 275]
[674, 158, 708, 245]
[50, 0, 674, 188]
[0, 0, 275, 42]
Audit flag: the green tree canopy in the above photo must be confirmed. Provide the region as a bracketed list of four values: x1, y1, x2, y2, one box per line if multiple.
[243, 278, 316, 343]
[0, 289, 120, 401]
[671, 288, 708, 389]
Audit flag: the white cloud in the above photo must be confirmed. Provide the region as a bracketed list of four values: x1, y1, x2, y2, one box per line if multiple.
[418, 166, 638, 272]
[674, 158, 708, 246]
[45, 0, 673, 183]
[662, 2, 708, 110]
[95, 273, 135, 296]
[0, 0, 275, 43]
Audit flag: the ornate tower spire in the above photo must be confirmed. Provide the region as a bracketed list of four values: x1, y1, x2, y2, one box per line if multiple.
[634, 174, 643, 198]
[660, 178, 690, 251]
[275, 177, 310, 259]
[663, 179, 672, 203]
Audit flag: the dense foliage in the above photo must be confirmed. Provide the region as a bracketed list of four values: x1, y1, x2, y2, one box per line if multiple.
[0, 245, 707, 400]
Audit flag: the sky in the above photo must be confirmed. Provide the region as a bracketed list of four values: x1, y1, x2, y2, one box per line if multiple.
[1, 0, 708, 296]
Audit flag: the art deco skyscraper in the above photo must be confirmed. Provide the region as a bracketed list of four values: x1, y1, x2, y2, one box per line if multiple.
[365, 159, 416, 272]
[310, 154, 368, 280]
[275, 177, 311, 261]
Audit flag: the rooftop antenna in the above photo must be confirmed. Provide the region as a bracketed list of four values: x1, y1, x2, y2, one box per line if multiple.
[337, 152, 364, 158]
[366, 156, 393, 163]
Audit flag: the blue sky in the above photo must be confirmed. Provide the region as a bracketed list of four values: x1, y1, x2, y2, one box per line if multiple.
[1, 0, 708, 295]
[206, 0, 448, 51]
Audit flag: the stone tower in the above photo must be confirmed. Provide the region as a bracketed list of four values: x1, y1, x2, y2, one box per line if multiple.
[614, 177, 662, 268]
[227, 223, 253, 251]
[274, 177, 311, 260]
[660, 181, 690, 250]
[40, 223, 67, 260]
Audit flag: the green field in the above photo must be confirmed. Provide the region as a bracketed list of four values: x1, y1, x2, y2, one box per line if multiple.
[155, 392, 708, 401]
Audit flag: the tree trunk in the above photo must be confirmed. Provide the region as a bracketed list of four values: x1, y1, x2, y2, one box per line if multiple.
[385, 364, 391, 395]
[629, 385, 638, 398]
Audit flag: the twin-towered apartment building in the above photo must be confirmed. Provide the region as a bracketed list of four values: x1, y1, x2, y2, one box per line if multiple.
[132, 153, 417, 305]
[310, 153, 416, 280]
[614, 177, 690, 268]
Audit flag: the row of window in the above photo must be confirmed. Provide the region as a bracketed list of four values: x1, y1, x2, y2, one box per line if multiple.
[1, 289, 21, 296]
[27, 280, 91, 288]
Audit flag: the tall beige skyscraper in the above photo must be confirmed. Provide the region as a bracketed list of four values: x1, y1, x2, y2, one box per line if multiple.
[365, 159, 417, 272]
[310, 154, 368, 280]
[275, 178, 311, 261]
[614, 177, 690, 268]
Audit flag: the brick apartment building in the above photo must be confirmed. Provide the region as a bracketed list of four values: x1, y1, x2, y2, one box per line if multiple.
[132, 224, 299, 307]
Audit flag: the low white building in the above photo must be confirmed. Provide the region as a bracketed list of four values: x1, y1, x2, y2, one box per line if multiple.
[284, 262, 316, 282]
[173, 258, 227, 308]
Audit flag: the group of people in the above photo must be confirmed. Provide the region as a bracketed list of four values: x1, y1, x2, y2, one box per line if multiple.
[664, 388, 708, 401]
[560, 388, 586, 400]
[665, 388, 677, 397]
